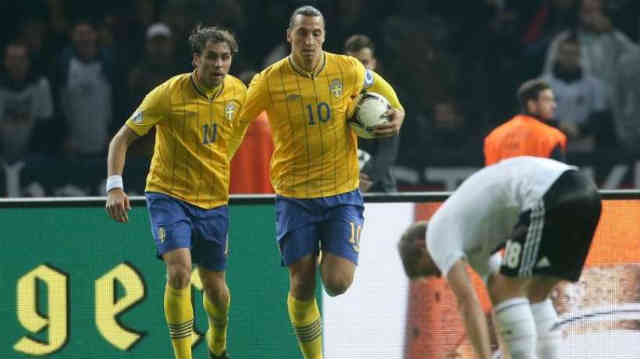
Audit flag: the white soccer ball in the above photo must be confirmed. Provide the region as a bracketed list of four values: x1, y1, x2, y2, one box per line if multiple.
[349, 92, 390, 139]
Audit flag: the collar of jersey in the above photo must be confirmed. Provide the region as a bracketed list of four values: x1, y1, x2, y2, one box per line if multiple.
[288, 52, 326, 78]
[191, 72, 224, 100]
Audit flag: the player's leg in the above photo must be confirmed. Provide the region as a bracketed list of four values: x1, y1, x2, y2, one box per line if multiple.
[146, 192, 195, 359]
[527, 276, 562, 359]
[524, 170, 602, 359]
[191, 205, 231, 358]
[488, 274, 536, 359]
[488, 205, 546, 359]
[318, 203, 363, 296]
[163, 249, 195, 359]
[276, 196, 323, 358]
[198, 268, 230, 358]
[282, 226, 323, 359]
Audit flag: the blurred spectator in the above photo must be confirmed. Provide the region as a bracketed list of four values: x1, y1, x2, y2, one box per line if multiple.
[16, 16, 58, 78]
[129, 23, 179, 106]
[126, 23, 180, 158]
[345, 34, 398, 192]
[521, 0, 579, 76]
[229, 70, 274, 194]
[484, 79, 567, 165]
[458, 1, 526, 128]
[541, 34, 616, 152]
[423, 100, 483, 165]
[0, 42, 53, 162]
[159, 0, 204, 71]
[52, 19, 116, 156]
[610, 48, 640, 154]
[543, 0, 639, 87]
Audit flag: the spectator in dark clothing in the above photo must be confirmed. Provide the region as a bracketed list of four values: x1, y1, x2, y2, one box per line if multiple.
[51, 19, 117, 157]
[127, 22, 180, 158]
[0, 42, 53, 162]
[541, 34, 616, 152]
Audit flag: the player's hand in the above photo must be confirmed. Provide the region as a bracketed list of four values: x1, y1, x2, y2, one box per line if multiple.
[373, 107, 404, 137]
[106, 188, 132, 223]
[359, 172, 373, 192]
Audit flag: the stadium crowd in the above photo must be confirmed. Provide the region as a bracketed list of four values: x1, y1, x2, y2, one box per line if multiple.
[1, 0, 639, 195]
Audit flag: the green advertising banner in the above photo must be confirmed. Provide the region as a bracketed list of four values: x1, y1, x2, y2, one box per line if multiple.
[0, 202, 305, 358]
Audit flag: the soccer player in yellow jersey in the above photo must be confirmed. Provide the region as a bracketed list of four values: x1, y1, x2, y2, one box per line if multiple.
[228, 6, 404, 359]
[105, 26, 245, 359]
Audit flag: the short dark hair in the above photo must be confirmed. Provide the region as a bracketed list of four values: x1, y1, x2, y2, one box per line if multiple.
[344, 34, 375, 54]
[288, 5, 324, 30]
[189, 25, 238, 55]
[518, 79, 551, 111]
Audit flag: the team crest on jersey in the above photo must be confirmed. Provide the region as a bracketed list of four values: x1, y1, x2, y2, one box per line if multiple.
[131, 110, 143, 124]
[224, 102, 237, 121]
[330, 79, 343, 98]
[157, 227, 166, 243]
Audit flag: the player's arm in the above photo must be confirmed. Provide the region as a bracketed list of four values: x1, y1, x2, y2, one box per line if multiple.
[105, 125, 139, 222]
[105, 83, 168, 223]
[366, 71, 405, 137]
[447, 260, 492, 359]
[228, 73, 268, 158]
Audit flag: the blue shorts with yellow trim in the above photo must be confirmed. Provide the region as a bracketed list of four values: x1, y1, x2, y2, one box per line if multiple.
[145, 192, 229, 271]
[275, 189, 364, 266]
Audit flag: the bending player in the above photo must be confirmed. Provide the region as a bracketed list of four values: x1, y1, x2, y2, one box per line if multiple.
[398, 156, 601, 359]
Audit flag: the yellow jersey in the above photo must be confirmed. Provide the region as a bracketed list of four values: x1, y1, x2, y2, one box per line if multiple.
[230, 52, 402, 198]
[126, 72, 247, 209]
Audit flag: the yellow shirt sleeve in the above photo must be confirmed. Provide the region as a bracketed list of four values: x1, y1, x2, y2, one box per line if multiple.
[125, 81, 170, 136]
[229, 71, 269, 158]
[367, 71, 404, 111]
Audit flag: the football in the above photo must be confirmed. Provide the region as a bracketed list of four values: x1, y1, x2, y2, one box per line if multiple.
[349, 92, 390, 139]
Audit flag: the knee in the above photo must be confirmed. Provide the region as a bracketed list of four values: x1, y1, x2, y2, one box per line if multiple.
[202, 277, 229, 305]
[290, 272, 316, 299]
[488, 273, 528, 304]
[323, 271, 353, 297]
[167, 263, 191, 289]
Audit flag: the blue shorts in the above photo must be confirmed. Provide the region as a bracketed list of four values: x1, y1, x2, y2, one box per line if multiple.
[276, 189, 364, 266]
[145, 192, 229, 271]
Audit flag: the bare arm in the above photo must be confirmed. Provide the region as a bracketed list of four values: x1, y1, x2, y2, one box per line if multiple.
[108, 125, 140, 176]
[447, 260, 492, 359]
[105, 125, 140, 223]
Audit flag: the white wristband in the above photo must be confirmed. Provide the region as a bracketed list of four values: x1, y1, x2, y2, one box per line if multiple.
[106, 175, 124, 192]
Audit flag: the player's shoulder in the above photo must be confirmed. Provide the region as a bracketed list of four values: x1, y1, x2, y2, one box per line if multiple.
[326, 51, 359, 65]
[256, 57, 289, 79]
[224, 74, 248, 92]
[152, 73, 191, 95]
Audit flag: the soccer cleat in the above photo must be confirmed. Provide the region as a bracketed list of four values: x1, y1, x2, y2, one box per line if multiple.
[209, 349, 229, 359]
